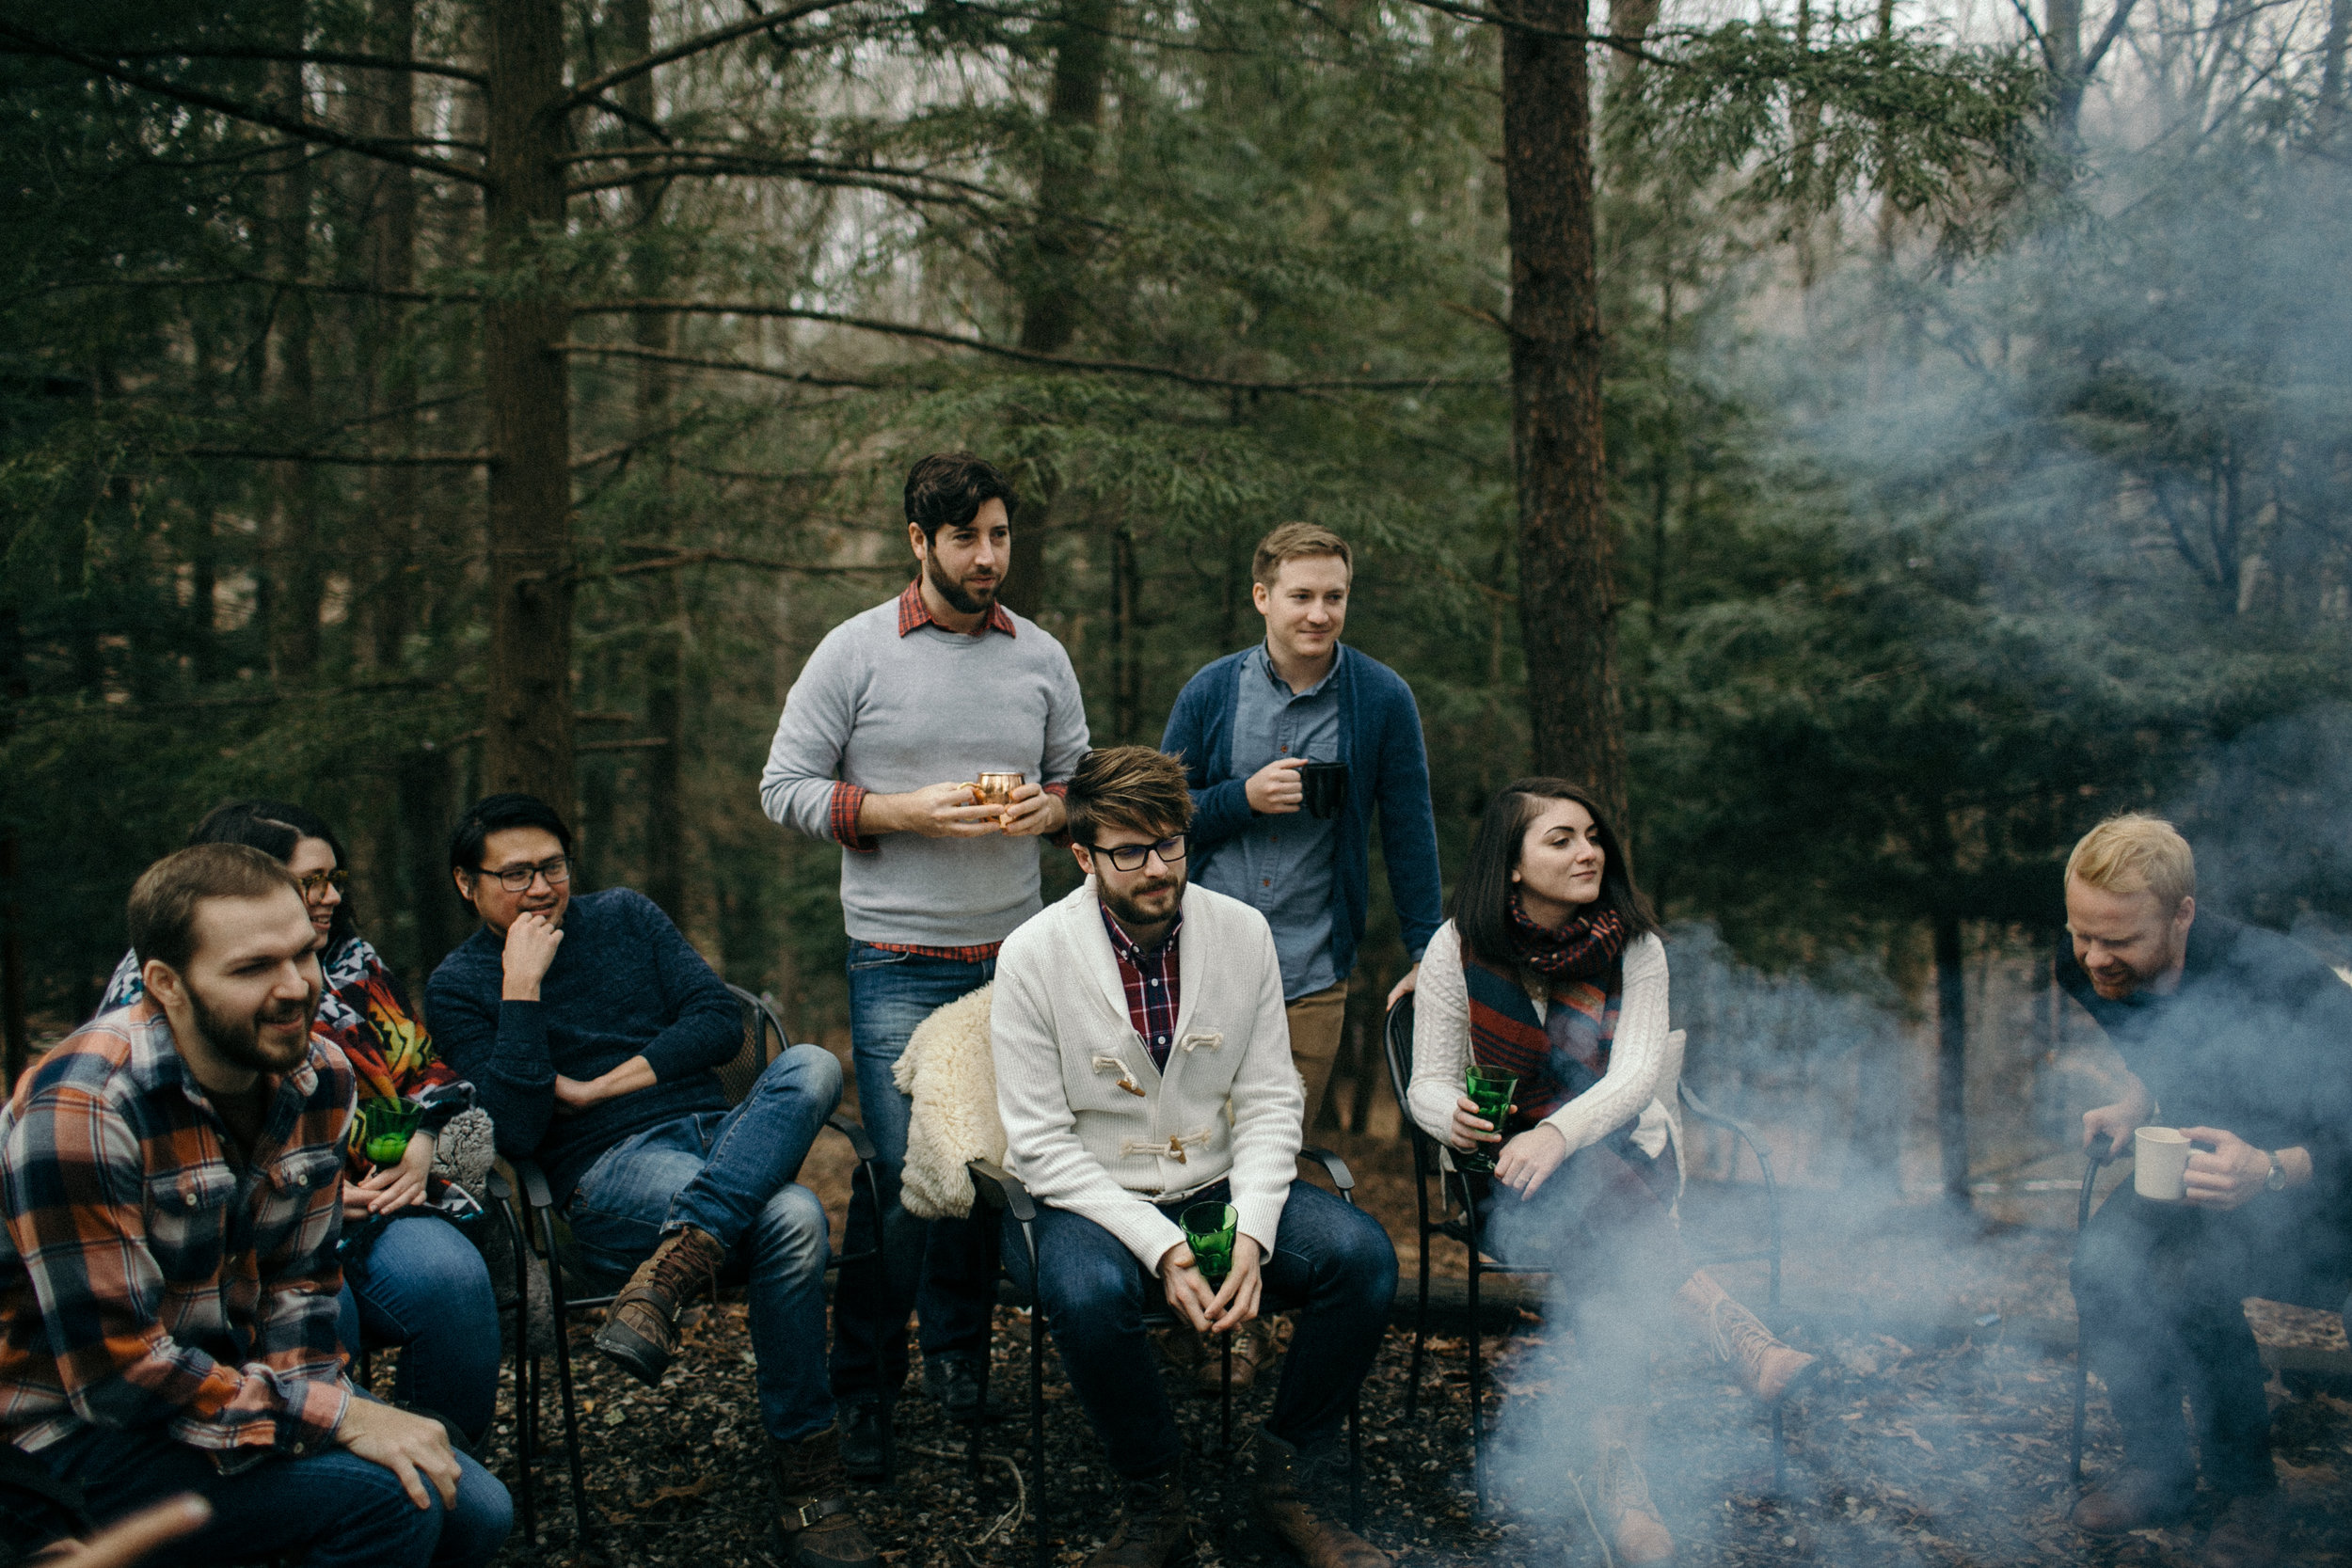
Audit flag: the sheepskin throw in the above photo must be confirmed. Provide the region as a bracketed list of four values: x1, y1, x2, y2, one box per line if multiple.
[892, 982, 1003, 1219]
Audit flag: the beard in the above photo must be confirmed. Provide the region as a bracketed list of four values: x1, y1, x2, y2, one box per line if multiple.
[189, 982, 319, 1076]
[925, 550, 1000, 616]
[1100, 871, 1184, 931]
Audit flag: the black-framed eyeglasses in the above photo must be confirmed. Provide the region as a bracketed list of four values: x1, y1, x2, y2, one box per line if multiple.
[293, 867, 349, 897]
[484, 856, 573, 893]
[1084, 835, 1187, 873]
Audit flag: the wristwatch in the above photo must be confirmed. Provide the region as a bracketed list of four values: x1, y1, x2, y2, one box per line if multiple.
[2265, 1150, 2287, 1192]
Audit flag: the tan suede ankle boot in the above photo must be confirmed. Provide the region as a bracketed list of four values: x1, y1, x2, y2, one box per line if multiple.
[1589, 1406, 1675, 1567]
[1673, 1270, 1819, 1404]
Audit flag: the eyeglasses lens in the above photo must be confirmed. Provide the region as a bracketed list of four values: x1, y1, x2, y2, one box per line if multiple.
[1106, 836, 1186, 872]
[495, 857, 572, 893]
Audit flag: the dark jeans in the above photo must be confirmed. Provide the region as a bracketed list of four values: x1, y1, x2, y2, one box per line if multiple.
[2072, 1186, 2340, 1496]
[337, 1214, 502, 1444]
[40, 1407, 511, 1568]
[1479, 1135, 1687, 1406]
[1003, 1178, 1398, 1480]
[830, 942, 997, 1401]
[566, 1043, 841, 1442]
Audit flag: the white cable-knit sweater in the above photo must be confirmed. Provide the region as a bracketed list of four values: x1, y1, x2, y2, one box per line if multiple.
[1406, 922, 1682, 1189]
[993, 879, 1304, 1273]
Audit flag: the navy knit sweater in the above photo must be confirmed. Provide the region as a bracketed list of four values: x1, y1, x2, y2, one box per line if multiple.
[428, 888, 739, 1206]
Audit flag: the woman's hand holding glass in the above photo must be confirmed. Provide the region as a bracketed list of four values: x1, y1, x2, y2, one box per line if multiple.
[342, 1129, 435, 1221]
[1449, 1093, 1503, 1153]
[1494, 1121, 1569, 1198]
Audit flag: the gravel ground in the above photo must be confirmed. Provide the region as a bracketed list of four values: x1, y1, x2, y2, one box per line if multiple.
[452, 1141, 2352, 1568]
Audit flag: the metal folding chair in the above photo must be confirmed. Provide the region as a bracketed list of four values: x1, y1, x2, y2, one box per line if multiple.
[497, 984, 882, 1543]
[1382, 994, 1792, 1506]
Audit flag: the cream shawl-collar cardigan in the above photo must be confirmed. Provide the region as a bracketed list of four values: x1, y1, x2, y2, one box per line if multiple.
[992, 878, 1304, 1274]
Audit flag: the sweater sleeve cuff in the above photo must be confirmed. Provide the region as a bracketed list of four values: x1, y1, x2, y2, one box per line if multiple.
[830, 783, 880, 854]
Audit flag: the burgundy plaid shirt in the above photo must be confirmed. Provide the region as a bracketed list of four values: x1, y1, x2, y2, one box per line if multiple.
[1100, 905, 1184, 1069]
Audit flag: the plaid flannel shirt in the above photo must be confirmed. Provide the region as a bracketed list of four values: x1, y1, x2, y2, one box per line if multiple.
[0, 1002, 355, 1465]
[1101, 905, 1184, 1069]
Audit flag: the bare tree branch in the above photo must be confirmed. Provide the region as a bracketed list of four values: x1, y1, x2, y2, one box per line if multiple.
[0, 20, 491, 185]
[561, 341, 883, 388]
[560, 144, 1006, 198]
[2080, 0, 2145, 80]
[561, 0, 866, 112]
[19, 43, 485, 84]
[1396, 0, 1672, 64]
[564, 159, 996, 204]
[574, 298, 1500, 394]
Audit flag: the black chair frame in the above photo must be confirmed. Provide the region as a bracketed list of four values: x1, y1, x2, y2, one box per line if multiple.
[497, 984, 883, 1544]
[1382, 994, 1790, 1507]
[967, 1149, 1367, 1568]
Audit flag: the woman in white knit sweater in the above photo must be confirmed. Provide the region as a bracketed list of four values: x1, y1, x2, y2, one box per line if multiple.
[1406, 778, 1814, 1566]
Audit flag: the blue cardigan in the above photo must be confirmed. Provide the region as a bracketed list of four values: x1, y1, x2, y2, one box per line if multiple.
[1161, 643, 1445, 984]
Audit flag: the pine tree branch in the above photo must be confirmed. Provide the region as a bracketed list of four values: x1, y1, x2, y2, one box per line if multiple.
[558, 145, 1006, 200]
[571, 549, 905, 582]
[560, 0, 866, 112]
[564, 157, 996, 206]
[0, 20, 492, 186]
[1396, 0, 1672, 64]
[179, 447, 490, 466]
[573, 299, 1498, 394]
[40, 275, 479, 304]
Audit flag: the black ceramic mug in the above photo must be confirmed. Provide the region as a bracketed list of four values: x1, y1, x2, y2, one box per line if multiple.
[1300, 760, 1348, 819]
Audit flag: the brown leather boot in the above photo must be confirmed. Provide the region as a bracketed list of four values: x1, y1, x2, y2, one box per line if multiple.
[1591, 1406, 1675, 1567]
[1673, 1271, 1819, 1404]
[2071, 1466, 2195, 1534]
[1250, 1430, 1388, 1568]
[594, 1225, 723, 1386]
[1196, 1319, 1281, 1395]
[2200, 1492, 2280, 1568]
[1087, 1463, 1190, 1568]
[775, 1425, 880, 1568]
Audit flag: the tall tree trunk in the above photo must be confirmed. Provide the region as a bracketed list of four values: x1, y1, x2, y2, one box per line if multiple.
[618, 0, 688, 922]
[1001, 0, 1114, 622]
[2045, 0, 2086, 136]
[1933, 911, 1971, 1206]
[263, 42, 323, 683]
[483, 0, 576, 817]
[363, 0, 420, 673]
[1502, 0, 1626, 824]
[2322, 0, 2349, 127]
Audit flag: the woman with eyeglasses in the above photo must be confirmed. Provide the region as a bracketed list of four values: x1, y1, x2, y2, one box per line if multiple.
[1404, 779, 1817, 1567]
[100, 800, 502, 1447]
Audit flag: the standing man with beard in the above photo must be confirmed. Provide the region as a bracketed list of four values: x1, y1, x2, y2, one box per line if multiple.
[991, 746, 1395, 1568]
[0, 845, 511, 1568]
[760, 451, 1090, 1474]
[2060, 814, 2352, 1568]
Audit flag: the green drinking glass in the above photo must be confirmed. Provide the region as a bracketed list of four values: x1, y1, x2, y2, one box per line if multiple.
[1180, 1200, 1239, 1286]
[1458, 1066, 1518, 1173]
[358, 1097, 424, 1167]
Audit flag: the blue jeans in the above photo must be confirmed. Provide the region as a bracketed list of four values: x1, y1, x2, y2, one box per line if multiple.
[41, 1405, 512, 1568]
[1003, 1178, 1397, 1479]
[830, 942, 997, 1400]
[338, 1214, 502, 1444]
[566, 1042, 841, 1442]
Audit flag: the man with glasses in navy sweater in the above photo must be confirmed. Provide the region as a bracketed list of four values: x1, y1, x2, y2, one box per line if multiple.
[428, 793, 875, 1568]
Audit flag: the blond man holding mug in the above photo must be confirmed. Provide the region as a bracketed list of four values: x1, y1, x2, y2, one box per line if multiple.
[2058, 814, 2352, 1568]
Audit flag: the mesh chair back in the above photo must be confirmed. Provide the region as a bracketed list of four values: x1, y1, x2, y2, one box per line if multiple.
[718, 985, 781, 1107]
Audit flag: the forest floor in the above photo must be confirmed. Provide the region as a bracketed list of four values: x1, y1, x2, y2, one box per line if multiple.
[463, 1119, 2352, 1568]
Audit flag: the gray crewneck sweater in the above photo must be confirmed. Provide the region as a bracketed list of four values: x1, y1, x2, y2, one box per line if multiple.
[759, 591, 1091, 946]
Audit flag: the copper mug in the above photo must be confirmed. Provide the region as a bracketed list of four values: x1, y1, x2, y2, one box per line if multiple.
[973, 771, 1025, 807]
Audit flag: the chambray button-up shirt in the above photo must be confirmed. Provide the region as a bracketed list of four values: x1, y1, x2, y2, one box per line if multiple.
[1194, 642, 1341, 1002]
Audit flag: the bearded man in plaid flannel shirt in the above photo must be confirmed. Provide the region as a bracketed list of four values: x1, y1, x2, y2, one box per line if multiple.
[0, 845, 510, 1568]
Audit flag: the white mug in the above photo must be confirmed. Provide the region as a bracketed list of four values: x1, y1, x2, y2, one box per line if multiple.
[2134, 1125, 2193, 1201]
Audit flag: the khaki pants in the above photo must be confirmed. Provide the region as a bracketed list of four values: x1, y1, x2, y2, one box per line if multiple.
[1284, 981, 1350, 1129]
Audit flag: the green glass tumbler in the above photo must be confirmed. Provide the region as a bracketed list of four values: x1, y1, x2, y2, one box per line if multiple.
[1180, 1200, 1239, 1286]
[358, 1097, 423, 1167]
[1457, 1066, 1518, 1173]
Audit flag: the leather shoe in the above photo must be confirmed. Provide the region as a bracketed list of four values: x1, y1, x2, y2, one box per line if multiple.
[926, 1354, 985, 1421]
[1087, 1464, 1189, 1568]
[2072, 1467, 2194, 1534]
[838, 1398, 890, 1481]
[2201, 1492, 2280, 1568]
[1251, 1430, 1388, 1568]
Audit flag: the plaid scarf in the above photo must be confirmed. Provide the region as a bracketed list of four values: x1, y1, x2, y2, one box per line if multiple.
[1463, 902, 1626, 1127]
[1506, 899, 1626, 979]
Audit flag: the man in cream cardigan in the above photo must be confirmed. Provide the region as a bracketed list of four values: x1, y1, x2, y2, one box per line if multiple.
[993, 746, 1396, 1568]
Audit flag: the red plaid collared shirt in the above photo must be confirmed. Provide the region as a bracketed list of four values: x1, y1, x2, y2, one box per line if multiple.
[827, 581, 1062, 955]
[1101, 904, 1184, 1069]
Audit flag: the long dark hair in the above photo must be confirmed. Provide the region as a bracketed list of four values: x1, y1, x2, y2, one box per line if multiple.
[186, 800, 358, 950]
[1450, 778, 1660, 968]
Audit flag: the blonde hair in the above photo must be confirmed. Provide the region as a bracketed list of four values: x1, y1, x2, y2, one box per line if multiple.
[2065, 813, 2196, 911]
[1251, 522, 1352, 589]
